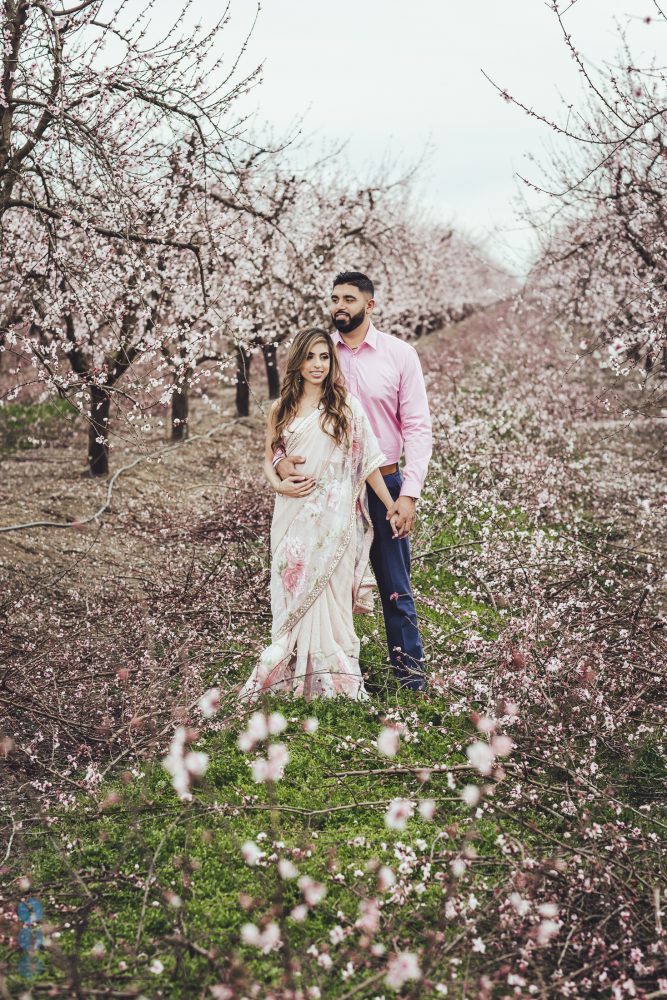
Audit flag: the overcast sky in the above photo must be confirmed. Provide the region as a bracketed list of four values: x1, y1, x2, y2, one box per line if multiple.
[153, 0, 663, 272]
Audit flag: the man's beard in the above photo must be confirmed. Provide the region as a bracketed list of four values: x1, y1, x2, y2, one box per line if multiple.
[332, 308, 366, 334]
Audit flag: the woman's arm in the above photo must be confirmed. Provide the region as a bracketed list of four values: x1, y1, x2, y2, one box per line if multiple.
[263, 403, 283, 490]
[366, 468, 400, 538]
[263, 404, 316, 497]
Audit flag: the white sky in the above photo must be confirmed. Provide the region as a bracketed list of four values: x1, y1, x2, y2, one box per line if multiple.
[149, 0, 663, 272]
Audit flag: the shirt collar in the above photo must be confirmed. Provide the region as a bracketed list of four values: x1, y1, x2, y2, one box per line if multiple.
[332, 321, 378, 351]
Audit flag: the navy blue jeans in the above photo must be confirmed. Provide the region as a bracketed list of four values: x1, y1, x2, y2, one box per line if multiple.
[366, 471, 425, 690]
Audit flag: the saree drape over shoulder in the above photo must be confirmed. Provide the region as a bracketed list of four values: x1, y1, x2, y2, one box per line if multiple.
[239, 395, 385, 702]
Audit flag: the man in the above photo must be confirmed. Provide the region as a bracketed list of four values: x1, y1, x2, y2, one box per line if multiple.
[275, 271, 432, 690]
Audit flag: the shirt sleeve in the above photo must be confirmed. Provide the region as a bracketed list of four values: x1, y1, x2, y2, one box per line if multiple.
[398, 347, 432, 499]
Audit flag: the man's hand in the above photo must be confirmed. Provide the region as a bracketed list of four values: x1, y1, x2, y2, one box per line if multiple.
[386, 496, 416, 538]
[277, 474, 316, 498]
[275, 455, 306, 480]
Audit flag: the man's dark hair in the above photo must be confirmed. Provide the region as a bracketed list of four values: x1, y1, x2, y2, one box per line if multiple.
[333, 271, 374, 297]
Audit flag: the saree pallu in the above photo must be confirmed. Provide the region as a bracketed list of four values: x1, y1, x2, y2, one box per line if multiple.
[239, 395, 385, 702]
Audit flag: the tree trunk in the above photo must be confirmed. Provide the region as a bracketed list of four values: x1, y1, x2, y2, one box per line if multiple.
[171, 373, 190, 441]
[235, 346, 252, 417]
[88, 384, 111, 477]
[261, 341, 280, 399]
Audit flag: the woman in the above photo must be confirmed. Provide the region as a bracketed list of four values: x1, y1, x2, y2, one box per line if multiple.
[239, 328, 399, 702]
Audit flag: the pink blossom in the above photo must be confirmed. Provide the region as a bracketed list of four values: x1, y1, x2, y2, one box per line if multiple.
[466, 740, 495, 776]
[491, 734, 514, 757]
[162, 727, 209, 801]
[355, 897, 381, 935]
[303, 717, 319, 733]
[329, 925, 345, 945]
[267, 711, 287, 735]
[210, 987, 234, 1000]
[418, 798, 436, 820]
[237, 711, 269, 752]
[384, 797, 415, 830]
[461, 784, 481, 807]
[241, 921, 282, 953]
[278, 858, 298, 879]
[450, 858, 466, 878]
[241, 841, 263, 866]
[197, 687, 220, 718]
[290, 904, 308, 922]
[384, 950, 422, 989]
[250, 742, 289, 783]
[510, 892, 530, 916]
[377, 726, 400, 757]
[473, 714, 497, 734]
[298, 875, 327, 906]
[377, 865, 396, 891]
[536, 919, 560, 945]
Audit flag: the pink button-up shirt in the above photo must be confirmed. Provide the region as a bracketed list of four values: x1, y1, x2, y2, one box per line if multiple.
[332, 322, 432, 499]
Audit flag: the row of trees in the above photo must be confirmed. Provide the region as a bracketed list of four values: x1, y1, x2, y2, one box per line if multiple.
[508, 5, 667, 380]
[0, 1, 506, 476]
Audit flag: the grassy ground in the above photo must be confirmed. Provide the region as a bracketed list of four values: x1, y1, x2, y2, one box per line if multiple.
[0, 399, 78, 453]
[5, 510, 499, 997]
[2, 315, 665, 997]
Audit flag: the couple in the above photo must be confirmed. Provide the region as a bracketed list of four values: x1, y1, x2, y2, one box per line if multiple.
[239, 272, 432, 702]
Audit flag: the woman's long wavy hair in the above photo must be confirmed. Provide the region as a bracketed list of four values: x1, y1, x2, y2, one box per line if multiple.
[271, 328, 351, 452]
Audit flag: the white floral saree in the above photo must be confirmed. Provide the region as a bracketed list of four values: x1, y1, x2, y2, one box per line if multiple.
[239, 394, 385, 702]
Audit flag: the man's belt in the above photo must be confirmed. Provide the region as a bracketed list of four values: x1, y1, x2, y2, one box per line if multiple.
[379, 462, 399, 476]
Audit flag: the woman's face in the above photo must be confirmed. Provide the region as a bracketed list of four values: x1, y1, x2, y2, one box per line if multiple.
[299, 339, 330, 388]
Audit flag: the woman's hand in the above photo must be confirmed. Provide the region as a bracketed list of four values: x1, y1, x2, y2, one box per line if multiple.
[276, 474, 316, 498]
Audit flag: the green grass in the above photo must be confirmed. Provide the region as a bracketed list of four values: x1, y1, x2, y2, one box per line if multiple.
[8, 695, 477, 996]
[0, 399, 78, 452]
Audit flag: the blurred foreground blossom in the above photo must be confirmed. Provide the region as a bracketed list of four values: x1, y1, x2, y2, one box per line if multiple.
[241, 921, 282, 953]
[377, 865, 396, 891]
[418, 798, 436, 820]
[162, 726, 209, 801]
[197, 687, 220, 718]
[384, 797, 415, 830]
[385, 950, 422, 989]
[298, 875, 327, 906]
[267, 711, 287, 734]
[537, 918, 560, 945]
[250, 742, 289, 783]
[377, 726, 400, 757]
[466, 740, 495, 776]
[355, 897, 381, 935]
[241, 841, 263, 866]
[237, 711, 270, 751]
[461, 784, 481, 807]
[278, 858, 298, 879]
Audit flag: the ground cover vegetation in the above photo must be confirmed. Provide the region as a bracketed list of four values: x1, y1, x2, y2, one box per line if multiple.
[1, 2, 666, 998]
[1, 301, 664, 998]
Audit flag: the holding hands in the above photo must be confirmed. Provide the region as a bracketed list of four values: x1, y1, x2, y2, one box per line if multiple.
[385, 496, 416, 539]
